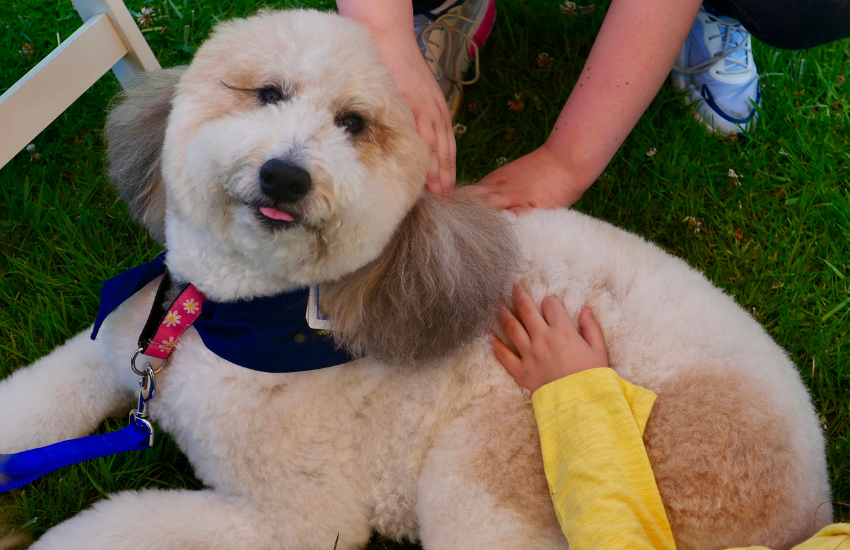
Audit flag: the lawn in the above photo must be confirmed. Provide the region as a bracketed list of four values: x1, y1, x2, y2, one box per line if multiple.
[1, 0, 848, 546]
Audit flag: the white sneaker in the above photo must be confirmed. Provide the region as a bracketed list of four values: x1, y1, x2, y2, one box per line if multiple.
[672, 4, 761, 135]
[414, 0, 496, 120]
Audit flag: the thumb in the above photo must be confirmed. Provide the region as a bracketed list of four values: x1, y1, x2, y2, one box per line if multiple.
[508, 205, 534, 216]
[579, 307, 607, 355]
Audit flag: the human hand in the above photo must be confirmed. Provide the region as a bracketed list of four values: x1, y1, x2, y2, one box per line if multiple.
[337, 0, 456, 196]
[372, 31, 456, 197]
[493, 284, 609, 393]
[461, 144, 586, 212]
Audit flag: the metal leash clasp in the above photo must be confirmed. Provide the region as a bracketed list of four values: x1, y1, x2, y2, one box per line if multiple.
[129, 347, 170, 447]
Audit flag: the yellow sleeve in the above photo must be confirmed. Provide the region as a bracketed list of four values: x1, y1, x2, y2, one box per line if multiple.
[531, 367, 676, 550]
[729, 524, 850, 550]
[531, 367, 850, 550]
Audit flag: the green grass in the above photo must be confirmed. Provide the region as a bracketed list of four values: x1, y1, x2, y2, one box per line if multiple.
[1, 0, 848, 546]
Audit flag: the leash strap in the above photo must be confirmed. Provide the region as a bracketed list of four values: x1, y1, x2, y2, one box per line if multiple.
[0, 424, 150, 492]
[0, 268, 206, 494]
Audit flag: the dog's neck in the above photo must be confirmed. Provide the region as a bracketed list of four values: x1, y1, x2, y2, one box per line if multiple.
[164, 217, 306, 302]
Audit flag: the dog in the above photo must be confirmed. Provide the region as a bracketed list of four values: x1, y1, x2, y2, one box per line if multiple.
[0, 9, 831, 550]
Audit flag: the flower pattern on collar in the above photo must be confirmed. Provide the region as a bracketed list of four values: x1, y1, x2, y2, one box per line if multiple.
[163, 310, 181, 327]
[183, 298, 200, 314]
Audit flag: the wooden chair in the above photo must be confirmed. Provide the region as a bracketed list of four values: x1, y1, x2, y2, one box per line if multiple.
[0, 0, 160, 168]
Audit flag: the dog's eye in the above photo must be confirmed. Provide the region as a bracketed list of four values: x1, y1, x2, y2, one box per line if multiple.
[260, 87, 284, 104]
[338, 114, 363, 135]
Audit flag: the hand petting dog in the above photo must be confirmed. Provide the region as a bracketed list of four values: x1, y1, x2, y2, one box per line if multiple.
[493, 284, 608, 394]
[338, 0, 456, 199]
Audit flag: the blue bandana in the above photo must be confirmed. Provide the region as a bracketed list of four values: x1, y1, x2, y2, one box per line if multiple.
[90, 253, 356, 373]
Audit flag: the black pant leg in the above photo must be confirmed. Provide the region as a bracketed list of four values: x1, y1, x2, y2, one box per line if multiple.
[705, 0, 850, 49]
[413, 0, 450, 15]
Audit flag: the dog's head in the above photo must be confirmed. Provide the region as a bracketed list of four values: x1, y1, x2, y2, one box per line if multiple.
[106, 9, 519, 363]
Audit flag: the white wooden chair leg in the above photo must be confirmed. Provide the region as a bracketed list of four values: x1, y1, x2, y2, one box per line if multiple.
[72, 0, 161, 87]
[0, 0, 160, 169]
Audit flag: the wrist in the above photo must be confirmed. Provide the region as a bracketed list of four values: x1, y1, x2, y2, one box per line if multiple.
[372, 31, 428, 80]
[531, 367, 614, 399]
[357, 18, 420, 59]
[537, 142, 594, 205]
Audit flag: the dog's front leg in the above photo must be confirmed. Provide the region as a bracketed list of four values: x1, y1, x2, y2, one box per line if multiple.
[0, 328, 131, 453]
[30, 488, 371, 550]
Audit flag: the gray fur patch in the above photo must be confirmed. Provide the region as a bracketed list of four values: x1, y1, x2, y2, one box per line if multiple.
[323, 194, 521, 365]
[105, 67, 186, 244]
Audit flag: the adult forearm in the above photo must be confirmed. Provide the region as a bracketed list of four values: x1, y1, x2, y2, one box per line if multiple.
[546, 0, 703, 194]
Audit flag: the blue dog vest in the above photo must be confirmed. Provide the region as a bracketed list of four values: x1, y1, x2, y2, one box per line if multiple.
[91, 252, 355, 372]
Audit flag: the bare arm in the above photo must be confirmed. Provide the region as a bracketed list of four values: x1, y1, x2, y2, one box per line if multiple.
[338, 0, 456, 197]
[465, 0, 703, 210]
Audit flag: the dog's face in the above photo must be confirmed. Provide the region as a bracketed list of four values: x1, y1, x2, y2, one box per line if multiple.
[111, 10, 429, 300]
[107, 9, 518, 362]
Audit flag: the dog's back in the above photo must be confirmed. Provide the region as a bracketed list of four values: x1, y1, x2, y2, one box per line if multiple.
[409, 208, 830, 550]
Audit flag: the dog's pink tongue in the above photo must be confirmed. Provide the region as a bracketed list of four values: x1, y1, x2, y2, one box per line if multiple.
[259, 206, 295, 222]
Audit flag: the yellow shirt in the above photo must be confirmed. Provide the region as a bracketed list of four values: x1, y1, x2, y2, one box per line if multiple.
[531, 367, 850, 550]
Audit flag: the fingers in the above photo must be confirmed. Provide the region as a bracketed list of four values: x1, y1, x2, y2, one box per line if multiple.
[513, 284, 548, 337]
[459, 185, 512, 208]
[491, 332, 523, 377]
[578, 307, 607, 356]
[443, 104, 457, 197]
[435, 115, 457, 197]
[508, 205, 533, 216]
[453, 185, 480, 201]
[498, 307, 530, 355]
[419, 97, 456, 197]
[478, 192, 517, 210]
[541, 296, 571, 329]
[421, 119, 442, 195]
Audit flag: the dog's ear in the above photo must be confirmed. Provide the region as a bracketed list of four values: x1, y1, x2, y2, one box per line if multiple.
[323, 193, 521, 365]
[105, 66, 187, 244]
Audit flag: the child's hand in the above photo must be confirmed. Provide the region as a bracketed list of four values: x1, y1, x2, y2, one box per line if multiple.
[493, 284, 609, 393]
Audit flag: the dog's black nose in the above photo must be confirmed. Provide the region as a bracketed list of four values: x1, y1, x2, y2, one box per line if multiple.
[259, 159, 312, 203]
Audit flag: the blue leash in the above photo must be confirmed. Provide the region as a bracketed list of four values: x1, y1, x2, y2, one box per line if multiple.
[0, 423, 151, 492]
[0, 266, 177, 494]
[0, 353, 160, 494]
[0, 352, 160, 494]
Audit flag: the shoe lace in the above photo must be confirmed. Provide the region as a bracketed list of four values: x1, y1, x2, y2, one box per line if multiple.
[674, 14, 752, 75]
[415, 12, 481, 85]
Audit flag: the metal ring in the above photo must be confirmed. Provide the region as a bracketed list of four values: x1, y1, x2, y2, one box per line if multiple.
[131, 348, 171, 376]
[150, 354, 170, 374]
[130, 348, 147, 375]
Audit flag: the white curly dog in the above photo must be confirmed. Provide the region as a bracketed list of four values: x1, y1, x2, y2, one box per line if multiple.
[0, 9, 831, 550]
